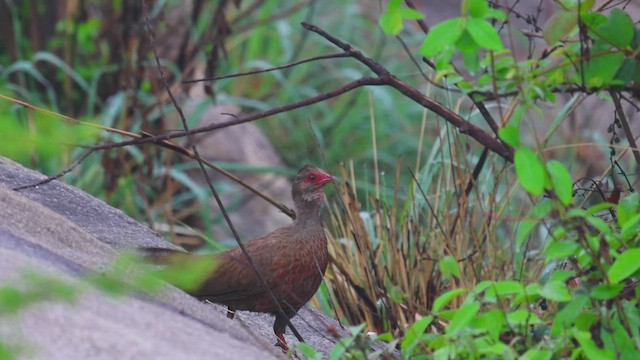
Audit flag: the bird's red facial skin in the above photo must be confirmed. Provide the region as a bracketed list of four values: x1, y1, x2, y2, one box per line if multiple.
[305, 171, 332, 186]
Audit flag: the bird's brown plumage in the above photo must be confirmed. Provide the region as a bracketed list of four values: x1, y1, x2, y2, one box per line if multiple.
[156, 164, 335, 350]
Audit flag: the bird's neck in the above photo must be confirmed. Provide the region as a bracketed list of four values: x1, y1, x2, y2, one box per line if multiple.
[292, 198, 323, 229]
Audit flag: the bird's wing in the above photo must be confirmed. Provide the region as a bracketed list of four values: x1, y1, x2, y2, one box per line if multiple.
[189, 227, 293, 305]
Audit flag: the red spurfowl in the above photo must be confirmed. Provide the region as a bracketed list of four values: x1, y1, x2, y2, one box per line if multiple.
[150, 164, 336, 351]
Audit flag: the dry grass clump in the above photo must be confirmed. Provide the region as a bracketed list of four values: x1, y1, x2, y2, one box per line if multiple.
[321, 134, 531, 337]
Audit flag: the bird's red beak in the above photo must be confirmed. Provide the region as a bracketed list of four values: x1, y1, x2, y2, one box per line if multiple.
[317, 172, 338, 186]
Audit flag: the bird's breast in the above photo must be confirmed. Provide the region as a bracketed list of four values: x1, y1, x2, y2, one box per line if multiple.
[263, 231, 328, 311]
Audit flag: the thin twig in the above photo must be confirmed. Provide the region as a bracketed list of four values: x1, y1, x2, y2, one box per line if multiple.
[142, 0, 305, 344]
[610, 91, 640, 167]
[87, 76, 384, 149]
[183, 53, 350, 83]
[13, 148, 96, 191]
[408, 167, 452, 254]
[4, 100, 294, 217]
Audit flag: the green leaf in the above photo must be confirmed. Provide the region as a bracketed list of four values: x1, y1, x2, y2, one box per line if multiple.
[549, 270, 575, 283]
[399, 8, 424, 20]
[583, 49, 625, 87]
[421, 18, 465, 57]
[516, 218, 537, 250]
[472, 309, 505, 340]
[484, 281, 524, 302]
[507, 309, 541, 325]
[154, 254, 219, 291]
[601, 318, 640, 359]
[0, 286, 24, 313]
[401, 316, 433, 355]
[590, 283, 624, 300]
[456, 30, 479, 52]
[608, 249, 640, 284]
[379, 11, 403, 35]
[547, 160, 573, 205]
[614, 58, 638, 85]
[439, 255, 461, 279]
[462, 50, 480, 73]
[584, 216, 612, 236]
[468, 0, 488, 18]
[465, 18, 503, 50]
[573, 329, 615, 360]
[387, 0, 401, 10]
[471, 281, 493, 295]
[432, 288, 467, 313]
[617, 193, 640, 228]
[498, 125, 520, 148]
[379, 0, 423, 35]
[435, 46, 455, 70]
[551, 294, 589, 336]
[388, 285, 406, 304]
[544, 240, 580, 259]
[515, 199, 554, 249]
[575, 0, 595, 12]
[539, 280, 572, 302]
[543, 10, 578, 45]
[446, 301, 480, 333]
[585, 202, 614, 216]
[597, 9, 634, 48]
[581, 12, 607, 29]
[620, 215, 640, 241]
[483, 8, 507, 21]
[520, 349, 553, 360]
[515, 148, 545, 196]
[567, 208, 587, 218]
[329, 338, 348, 360]
[296, 343, 321, 360]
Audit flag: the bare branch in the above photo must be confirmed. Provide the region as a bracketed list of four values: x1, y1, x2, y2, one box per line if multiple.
[142, 0, 305, 344]
[183, 52, 351, 83]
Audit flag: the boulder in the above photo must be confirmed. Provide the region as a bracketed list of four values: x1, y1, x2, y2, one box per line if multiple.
[0, 157, 344, 359]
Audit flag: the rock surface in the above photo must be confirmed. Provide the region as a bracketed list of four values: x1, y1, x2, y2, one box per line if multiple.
[0, 157, 344, 359]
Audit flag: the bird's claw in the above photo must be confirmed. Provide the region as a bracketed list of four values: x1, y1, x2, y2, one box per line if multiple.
[275, 333, 289, 352]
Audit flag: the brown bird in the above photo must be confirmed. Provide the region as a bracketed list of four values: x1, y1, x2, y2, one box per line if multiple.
[151, 164, 336, 351]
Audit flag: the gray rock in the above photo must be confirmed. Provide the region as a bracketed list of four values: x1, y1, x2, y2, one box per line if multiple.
[0, 157, 346, 359]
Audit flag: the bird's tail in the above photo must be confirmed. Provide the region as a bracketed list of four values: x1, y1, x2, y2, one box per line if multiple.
[137, 247, 220, 292]
[138, 246, 188, 265]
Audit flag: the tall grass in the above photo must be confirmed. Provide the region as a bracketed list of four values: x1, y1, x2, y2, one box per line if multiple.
[314, 113, 535, 337]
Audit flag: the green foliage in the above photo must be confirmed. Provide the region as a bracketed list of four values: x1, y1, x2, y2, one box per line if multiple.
[438, 256, 461, 280]
[608, 249, 640, 284]
[379, 0, 424, 36]
[151, 253, 219, 292]
[308, 2, 640, 358]
[421, 0, 505, 73]
[422, 0, 640, 97]
[0, 342, 16, 360]
[297, 324, 399, 360]
[0, 99, 99, 174]
[368, 189, 640, 359]
[0, 251, 218, 358]
[514, 148, 546, 196]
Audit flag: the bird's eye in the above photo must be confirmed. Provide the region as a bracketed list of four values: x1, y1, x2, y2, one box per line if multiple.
[308, 174, 316, 181]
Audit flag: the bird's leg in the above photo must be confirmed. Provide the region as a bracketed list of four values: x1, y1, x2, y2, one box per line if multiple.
[276, 333, 288, 352]
[226, 307, 235, 319]
[273, 314, 289, 352]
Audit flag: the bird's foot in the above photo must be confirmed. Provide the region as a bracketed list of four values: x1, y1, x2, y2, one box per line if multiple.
[226, 308, 235, 319]
[275, 333, 289, 352]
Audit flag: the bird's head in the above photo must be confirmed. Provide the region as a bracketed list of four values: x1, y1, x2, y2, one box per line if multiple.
[291, 164, 337, 204]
